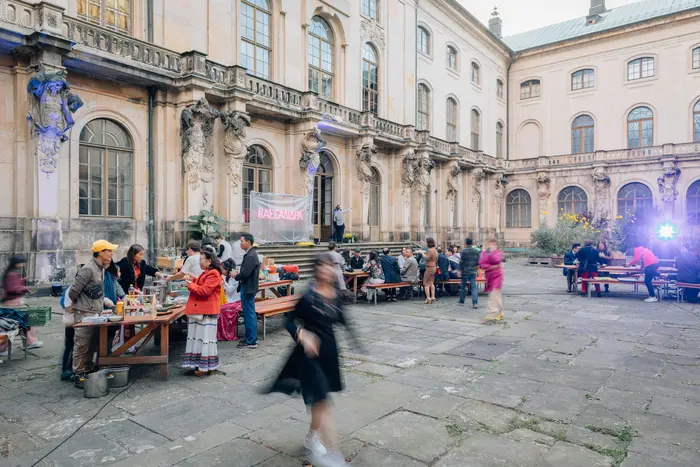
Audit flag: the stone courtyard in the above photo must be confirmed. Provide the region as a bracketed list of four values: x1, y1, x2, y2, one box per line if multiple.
[3, 262, 700, 467]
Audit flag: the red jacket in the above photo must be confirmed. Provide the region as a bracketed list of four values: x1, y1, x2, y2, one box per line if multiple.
[185, 268, 222, 316]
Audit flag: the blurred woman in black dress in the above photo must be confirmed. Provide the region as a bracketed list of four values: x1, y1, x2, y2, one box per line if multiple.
[264, 252, 362, 466]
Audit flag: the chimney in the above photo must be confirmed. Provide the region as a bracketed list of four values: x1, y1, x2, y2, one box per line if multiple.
[489, 6, 502, 38]
[589, 0, 606, 16]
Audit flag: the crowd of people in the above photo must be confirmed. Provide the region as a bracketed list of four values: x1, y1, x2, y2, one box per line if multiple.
[327, 237, 505, 323]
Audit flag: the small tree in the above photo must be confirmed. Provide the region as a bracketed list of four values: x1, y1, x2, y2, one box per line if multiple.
[187, 209, 226, 239]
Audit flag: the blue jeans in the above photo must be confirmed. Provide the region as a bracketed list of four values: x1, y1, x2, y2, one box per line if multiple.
[460, 273, 478, 305]
[241, 292, 257, 344]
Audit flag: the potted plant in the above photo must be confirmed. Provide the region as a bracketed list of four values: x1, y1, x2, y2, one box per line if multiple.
[187, 209, 226, 239]
[343, 232, 356, 243]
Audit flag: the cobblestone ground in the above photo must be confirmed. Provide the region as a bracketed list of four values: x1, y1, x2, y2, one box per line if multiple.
[2, 262, 700, 466]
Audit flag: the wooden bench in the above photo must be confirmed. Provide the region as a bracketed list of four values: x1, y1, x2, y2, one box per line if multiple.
[675, 282, 700, 302]
[581, 278, 670, 299]
[363, 282, 414, 305]
[254, 296, 299, 339]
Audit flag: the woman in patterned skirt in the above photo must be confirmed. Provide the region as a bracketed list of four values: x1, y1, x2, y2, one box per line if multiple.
[183, 249, 223, 376]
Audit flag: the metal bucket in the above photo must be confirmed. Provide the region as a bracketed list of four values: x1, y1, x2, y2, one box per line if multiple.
[103, 366, 130, 388]
[83, 370, 113, 398]
[151, 281, 168, 304]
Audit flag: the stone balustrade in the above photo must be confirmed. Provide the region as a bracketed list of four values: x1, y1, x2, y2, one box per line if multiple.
[510, 142, 700, 171]
[243, 73, 303, 108]
[0, 0, 35, 32]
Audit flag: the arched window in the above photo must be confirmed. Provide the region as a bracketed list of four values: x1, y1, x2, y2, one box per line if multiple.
[79, 119, 133, 217]
[446, 46, 458, 71]
[571, 69, 595, 90]
[362, 0, 378, 20]
[628, 57, 654, 81]
[496, 122, 504, 158]
[572, 115, 595, 154]
[496, 79, 504, 99]
[617, 182, 653, 217]
[417, 26, 430, 55]
[693, 47, 700, 69]
[308, 16, 334, 99]
[627, 106, 653, 148]
[314, 152, 334, 238]
[694, 101, 700, 143]
[362, 43, 379, 114]
[370, 168, 380, 228]
[471, 109, 480, 150]
[240, 0, 271, 79]
[446, 98, 458, 141]
[558, 187, 588, 214]
[687, 180, 700, 225]
[78, 0, 131, 34]
[417, 83, 430, 131]
[506, 189, 531, 228]
[243, 145, 273, 223]
[471, 62, 480, 85]
[520, 79, 540, 99]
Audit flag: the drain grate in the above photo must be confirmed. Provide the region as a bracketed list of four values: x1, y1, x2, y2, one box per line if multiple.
[446, 338, 518, 361]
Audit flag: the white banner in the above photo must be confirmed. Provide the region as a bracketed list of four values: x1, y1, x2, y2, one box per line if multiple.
[249, 191, 313, 244]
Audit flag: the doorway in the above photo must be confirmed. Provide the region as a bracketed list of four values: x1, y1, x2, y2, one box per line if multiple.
[313, 152, 334, 241]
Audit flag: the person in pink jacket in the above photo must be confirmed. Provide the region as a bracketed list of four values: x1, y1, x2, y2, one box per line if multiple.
[625, 241, 660, 302]
[479, 239, 504, 323]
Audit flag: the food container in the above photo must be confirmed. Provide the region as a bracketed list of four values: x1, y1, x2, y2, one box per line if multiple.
[103, 366, 129, 388]
[84, 370, 113, 398]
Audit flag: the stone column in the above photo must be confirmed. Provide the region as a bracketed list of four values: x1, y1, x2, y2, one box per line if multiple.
[415, 152, 433, 238]
[180, 97, 219, 217]
[356, 139, 377, 241]
[493, 173, 508, 233]
[400, 148, 418, 238]
[220, 109, 250, 229]
[472, 167, 485, 236]
[446, 161, 461, 237]
[536, 172, 551, 227]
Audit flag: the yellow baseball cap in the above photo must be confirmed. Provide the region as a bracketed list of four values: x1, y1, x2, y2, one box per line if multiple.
[91, 240, 119, 252]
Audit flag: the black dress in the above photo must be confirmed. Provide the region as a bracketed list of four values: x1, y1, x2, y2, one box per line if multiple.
[265, 287, 357, 405]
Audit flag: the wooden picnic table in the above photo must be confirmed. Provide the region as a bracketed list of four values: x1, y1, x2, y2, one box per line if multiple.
[598, 265, 677, 275]
[556, 264, 580, 293]
[344, 270, 369, 303]
[254, 295, 300, 339]
[73, 306, 185, 380]
[259, 280, 293, 299]
[581, 278, 670, 299]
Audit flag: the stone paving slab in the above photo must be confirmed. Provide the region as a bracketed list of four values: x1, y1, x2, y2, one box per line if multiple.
[4, 263, 700, 466]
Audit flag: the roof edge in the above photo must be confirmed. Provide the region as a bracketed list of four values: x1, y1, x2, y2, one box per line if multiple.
[440, 0, 515, 57]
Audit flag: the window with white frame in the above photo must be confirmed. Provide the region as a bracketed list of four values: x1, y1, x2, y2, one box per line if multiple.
[627, 57, 654, 81]
[308, 16, 334, 99]
[417, 83, 430, 131]
[240, 0, 272, 79]
[362, 0, 378, 20]
[496, 79, 504, 99]
[471, 62, 480, 85]
[694, 47, 700, 69]
[446, 98, 458, 141]
[417, 26, 430, 55]
[627, 106, 653, 148]
[520, 79, 540, 99]
[496, 122, 504, 158]
[471, 109, 480, 150]
[78, 0, 131, 34]
[362, 43, 379, 114]
[571, 69, 595, 90]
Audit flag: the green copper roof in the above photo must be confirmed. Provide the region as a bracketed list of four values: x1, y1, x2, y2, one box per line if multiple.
[503, 0, 700, 52]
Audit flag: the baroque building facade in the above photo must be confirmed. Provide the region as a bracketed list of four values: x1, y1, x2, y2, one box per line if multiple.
[0, 0, 699, 280]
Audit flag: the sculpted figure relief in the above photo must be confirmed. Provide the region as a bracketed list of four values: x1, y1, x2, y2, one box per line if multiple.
[299, 127, 327, 197]
[220, 110, 251, 193]
[494, 174, 508, 203]
[591, 167, 611, 221]
[27, 68, 84, 174]
[536, 172, 551, 201]
[657, 165, 681, 208]
[356, 143, 377, 198]
[415, 154, 434, 197]
[446, 165, 461, 201]
[401, 149, 418, 188]
[181, 98, 219, 190]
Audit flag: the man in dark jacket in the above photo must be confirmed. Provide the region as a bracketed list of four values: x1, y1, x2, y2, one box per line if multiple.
[576, 239, 601, 297]
[459, 238, 481, 308]
[380, 248, 401, 301]
[350, 248, 365, 270]
[235, 233, 260, 348]
[676, 244, 700, 302]
[436, 248, 451, 297]
[563, 243, 581, 293]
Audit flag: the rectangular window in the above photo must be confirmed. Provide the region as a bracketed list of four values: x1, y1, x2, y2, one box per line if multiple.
[628, 57, 654, 81]
[572, 69, 595, 90]
[693, 48, 700, 69]
[79, 147, 132, 217]
[240, 0, 272, 79]
[362, 0, 377, 19]
[78, 0, 131, 34]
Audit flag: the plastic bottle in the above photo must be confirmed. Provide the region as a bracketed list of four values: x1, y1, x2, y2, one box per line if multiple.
[128, 284, 135, 296]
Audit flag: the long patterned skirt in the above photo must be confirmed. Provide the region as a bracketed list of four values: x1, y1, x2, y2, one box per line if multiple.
[183, 314, 219, 371]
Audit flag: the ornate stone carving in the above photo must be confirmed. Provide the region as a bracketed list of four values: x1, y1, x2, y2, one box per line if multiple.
[27, 67, 83, 175]
[356, 143, 377, 200]
[494, 174, 508, 231]
[220, 110, 251, 193]
[360, 18, 386, 51]
[657, 163, 681, 211]
[401, 149, 418, 188]
[180, 98, 219, 191]
[299, 127, 327, 197]
[472, 168, 485, 199]
[536, 172, 551, 201]
[415, 154, 434, 197]
[446, 165, 461, 201]
[591, 167, 611, 221]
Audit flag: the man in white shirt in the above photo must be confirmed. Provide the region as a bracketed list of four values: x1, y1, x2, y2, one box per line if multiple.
[166, 240, 203, 281]
[332, 205, 352, 242]
[328, 242, 347, 291]
[215, 234, 233, 262]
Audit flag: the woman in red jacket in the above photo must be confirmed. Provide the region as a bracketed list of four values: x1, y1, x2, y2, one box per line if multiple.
[183, 249, 223, 376]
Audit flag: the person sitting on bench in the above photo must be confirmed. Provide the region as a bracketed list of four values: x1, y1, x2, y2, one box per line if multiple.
[576, 239, 601, 297]
[399, 248, 419, 300]
[379, 248, 401, 302]
[675, 244, 700, 302]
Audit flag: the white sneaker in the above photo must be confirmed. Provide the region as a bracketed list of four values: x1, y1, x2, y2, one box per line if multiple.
[644, 297, 658, 303]
[26, 341, 43, 349]
[310, 451, 347, 467]
[304, 430, 327, 457]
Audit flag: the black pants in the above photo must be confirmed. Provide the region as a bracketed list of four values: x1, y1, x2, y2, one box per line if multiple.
[644, 263, 660, 298]
[566, 270, 576, 291]
[334, 223, 345, 242]
[62, 327, 75, 373]
[384, 287, 396, 299]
